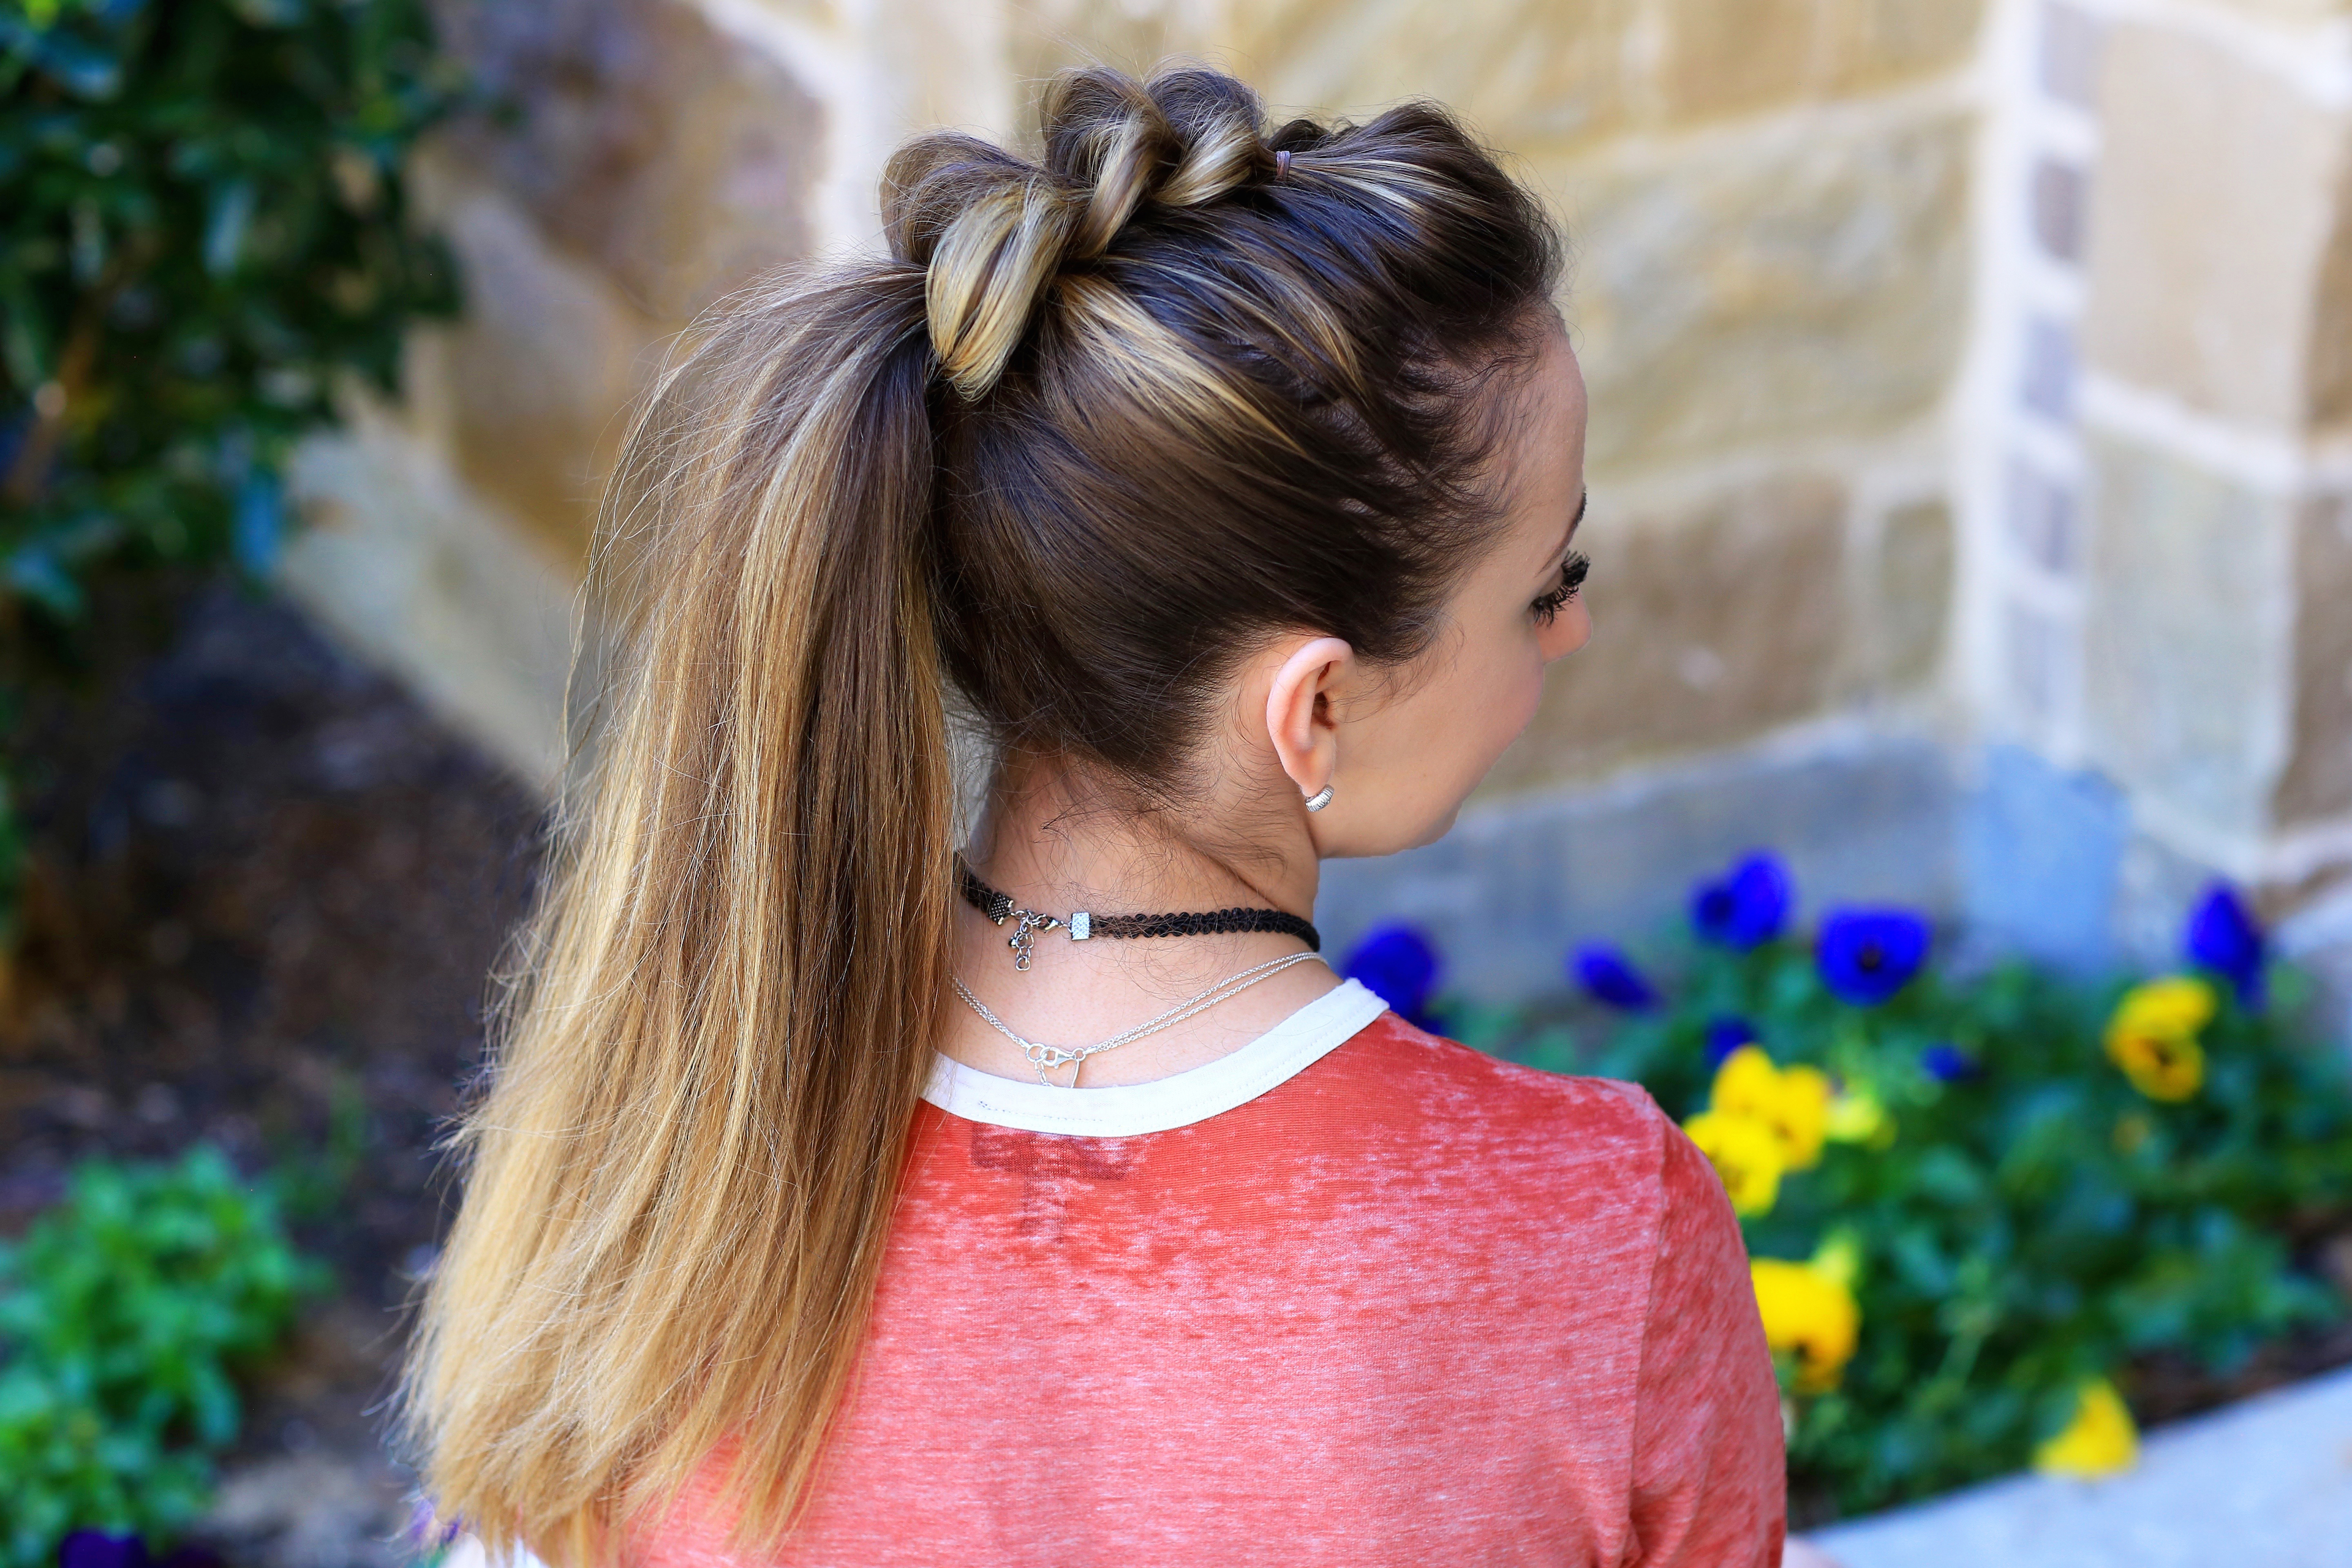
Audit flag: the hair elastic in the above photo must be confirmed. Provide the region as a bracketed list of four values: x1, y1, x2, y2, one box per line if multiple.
[1275, 149, 1292, 178]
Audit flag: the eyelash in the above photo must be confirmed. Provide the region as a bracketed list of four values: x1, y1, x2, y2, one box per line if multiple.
[1532, 552, 1589, 625]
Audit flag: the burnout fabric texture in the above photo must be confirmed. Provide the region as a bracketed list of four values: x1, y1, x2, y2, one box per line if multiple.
[635, 1012, 1785, 1566]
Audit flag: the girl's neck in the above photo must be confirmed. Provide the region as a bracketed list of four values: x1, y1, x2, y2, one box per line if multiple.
[970, 760, 1318, 921]
[942, 761, 1335, 1090]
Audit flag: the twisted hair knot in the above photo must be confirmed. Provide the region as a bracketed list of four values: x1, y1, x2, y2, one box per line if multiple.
[883, 68, 1284, 398]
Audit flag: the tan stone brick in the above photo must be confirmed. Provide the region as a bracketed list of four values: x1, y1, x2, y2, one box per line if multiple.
[1009, 0, 1221, 104]
[1866, 496, 1953, 690]
[2081, 22, 2343, 431]
[1017, 0, 1976, 148]
[1233, 0, 1638, 154]
[1561, 112, 1969, 473]
[2304, 164, 2352, 433]
[284, 418, 577, 783]
[1821, 0, 1985, 92]
[1653, 0, 1825, 123]
[1009, 0, 1638, 157]
[1653, 0, 1983, 118]
[2201, 0, 2352, 23]
[1479, 474, 1849, 794]
[2277, 496, 2352, 823]
[2082, 432, 2291, 839]
[424, 176, 662, 565]
[440, 0, 821, 325]
[410, 0, 832, 563]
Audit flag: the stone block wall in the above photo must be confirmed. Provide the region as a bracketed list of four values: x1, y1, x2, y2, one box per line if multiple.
[1013, 0, 1977, 792]
[274, 0, 2352, 1013]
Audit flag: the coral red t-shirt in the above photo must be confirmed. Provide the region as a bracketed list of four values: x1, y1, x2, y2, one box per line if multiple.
[635, 980, 1785, 1566]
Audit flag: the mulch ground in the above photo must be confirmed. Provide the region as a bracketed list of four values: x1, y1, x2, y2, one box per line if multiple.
[0, 573, 543, 1565]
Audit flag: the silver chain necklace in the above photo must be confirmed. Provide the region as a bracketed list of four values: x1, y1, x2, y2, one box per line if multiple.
[952, 951, 1327, 1087]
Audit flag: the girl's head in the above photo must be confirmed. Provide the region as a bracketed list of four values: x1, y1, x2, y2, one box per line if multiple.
[407, 66, 1578, 1556]
[902, 66, 1583, 858]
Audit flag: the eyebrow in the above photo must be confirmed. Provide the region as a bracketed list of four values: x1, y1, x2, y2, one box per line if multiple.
[1558, 488, 1588, 552]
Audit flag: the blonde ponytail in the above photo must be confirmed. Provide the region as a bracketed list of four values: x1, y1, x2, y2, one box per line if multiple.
[404, 268, 955, 1558]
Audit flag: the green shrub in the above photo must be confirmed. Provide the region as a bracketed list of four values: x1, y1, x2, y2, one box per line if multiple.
[1426, 867, 2352, 1518]
[0, 1145, 327, 1568]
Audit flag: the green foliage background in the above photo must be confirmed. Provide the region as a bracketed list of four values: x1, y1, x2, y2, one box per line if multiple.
[1455, 933, 2352, 1518]
[0, 0, 457, 921]
[0, 1146, 328, 1568]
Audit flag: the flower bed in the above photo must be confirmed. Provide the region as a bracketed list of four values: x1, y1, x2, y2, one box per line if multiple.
[1347, 860, 2352, 1521]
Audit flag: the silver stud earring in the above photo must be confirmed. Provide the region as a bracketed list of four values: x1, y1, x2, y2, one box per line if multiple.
[1304, 785, 1335, 813]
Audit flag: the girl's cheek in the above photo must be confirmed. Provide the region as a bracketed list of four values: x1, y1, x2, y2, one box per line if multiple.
[1512, 664, 1546, 733]
[1491, 648, 1546, 739]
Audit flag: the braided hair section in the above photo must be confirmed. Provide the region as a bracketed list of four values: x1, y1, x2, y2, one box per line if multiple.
[883, 68, 1287, 399]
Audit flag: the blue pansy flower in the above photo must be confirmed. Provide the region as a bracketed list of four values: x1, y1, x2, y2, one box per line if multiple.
[2185, 881, 2265, 1006]
[60, 1534, 148, 1568]
[1816, 908, 1930, 1006]
[1691, 851, 1793, 949]
[1343, 922, 1443, 1028]
[1574, 943, 1660, 1010]
[1705, 1016, 1758, 1066]
[1920, 1041, 1978, 1082]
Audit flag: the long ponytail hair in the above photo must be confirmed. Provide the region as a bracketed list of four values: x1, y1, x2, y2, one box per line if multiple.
[404, 65, 1558, 1558]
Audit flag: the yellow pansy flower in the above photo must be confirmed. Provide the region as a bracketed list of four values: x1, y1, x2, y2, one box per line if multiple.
[2033, 1378, 2139, 1479]
[2110, 1030, 2203, 1101]
[1710, 1046, 1831, 1170]
[1684, 1109, 1784, 1216]
[1824, 1080, 1892, 1146]
[1770, 1065, 1833, 1169]
[1809, 1229, 1863, 1291]
[2114, 975, 2218, 1035]
[2105, 976, 2217, 1102]
[1751, 1257, 1861, 1393]
[1711, 1046, 1779, 1119]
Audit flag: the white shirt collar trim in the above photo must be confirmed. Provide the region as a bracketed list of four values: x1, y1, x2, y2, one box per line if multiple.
[921, 979, 1389, 1137]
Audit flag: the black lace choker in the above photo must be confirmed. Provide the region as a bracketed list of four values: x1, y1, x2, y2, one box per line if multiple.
[959, 860, 1322, 971]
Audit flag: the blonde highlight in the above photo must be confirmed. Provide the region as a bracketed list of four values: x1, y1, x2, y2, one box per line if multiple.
[403, 266, 955, 1556]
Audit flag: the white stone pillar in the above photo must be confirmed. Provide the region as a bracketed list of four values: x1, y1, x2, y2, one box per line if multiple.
[1951, 0, 2352, 981]
[2071, 1, 2352, 956]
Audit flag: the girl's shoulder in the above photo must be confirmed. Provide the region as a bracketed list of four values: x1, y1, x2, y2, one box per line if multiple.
[1281, 1009, 1689, 1208]
[1325, 1006, 1673, 1143]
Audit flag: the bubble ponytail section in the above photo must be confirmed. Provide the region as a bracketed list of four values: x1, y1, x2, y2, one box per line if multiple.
[889, 68, 1290, 398]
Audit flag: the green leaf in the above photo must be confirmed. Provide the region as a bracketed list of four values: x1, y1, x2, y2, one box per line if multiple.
[201, 178, 256, 276]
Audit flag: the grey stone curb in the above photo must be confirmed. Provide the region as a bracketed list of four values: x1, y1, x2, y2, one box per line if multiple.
[1803, 1365, 2352, 1567]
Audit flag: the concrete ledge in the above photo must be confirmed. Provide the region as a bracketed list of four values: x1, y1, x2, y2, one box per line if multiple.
[1313, 723, 1961, 998]
[1805, 1365, 2352, 1567]
[1308, 726, 2223, 998]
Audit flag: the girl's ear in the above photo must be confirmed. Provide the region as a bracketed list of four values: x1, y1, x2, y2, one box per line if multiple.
[1264, 636, 1354, 802]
